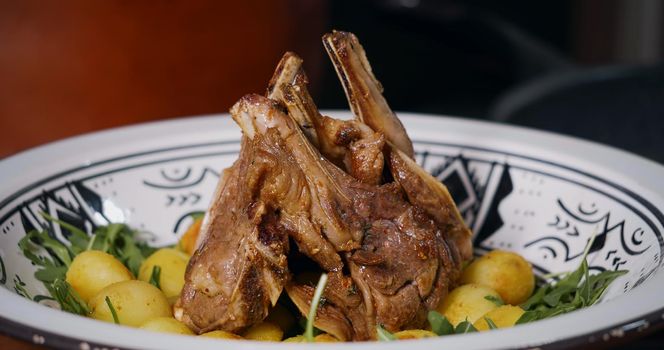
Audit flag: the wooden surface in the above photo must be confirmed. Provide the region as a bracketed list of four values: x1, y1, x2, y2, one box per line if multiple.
[0, 0, 327, 158]
[0, 335, 43, 350]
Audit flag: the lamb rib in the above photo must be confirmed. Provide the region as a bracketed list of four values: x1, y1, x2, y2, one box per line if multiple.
[225, 95, 461, 339]
[176, 32, 472, 341]
[323, 30, 415, 158]
[269, 52, 386, 185]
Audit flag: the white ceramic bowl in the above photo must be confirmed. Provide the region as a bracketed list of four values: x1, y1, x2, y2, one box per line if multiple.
[1, 112, 663, 349]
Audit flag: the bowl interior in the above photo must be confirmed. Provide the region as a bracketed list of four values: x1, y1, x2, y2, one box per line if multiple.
[1, 113, 663, 348]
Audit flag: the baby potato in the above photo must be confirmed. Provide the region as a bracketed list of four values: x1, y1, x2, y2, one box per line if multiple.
[473, 305, 525, 331]
[89, 280, 171, 327]
[461, 250, 535, 305]
[437, 284, 501, 326]
[242, 321, 283, 341]
[138, 248, 189, 299]
[65, 250, 133, 303]
[200, 330, 243, 339]
[281, 334, 338, 343]
[178, 216, 203, 255]
[394, 329, 437, 340]
[139, 317, 194, 335]
[282, 335, 305, 343]
[265, 303, 295, 333]
[314, 334, 340, 342]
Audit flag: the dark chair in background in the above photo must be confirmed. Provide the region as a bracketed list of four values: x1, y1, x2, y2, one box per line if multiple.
[490, 65, 664, 163]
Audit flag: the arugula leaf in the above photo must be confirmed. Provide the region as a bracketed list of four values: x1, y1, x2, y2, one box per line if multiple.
[19, 218, 157, 317]
[40, 212, 89, 254]
[305, 273, 328, 342]
[376, 325, 397, 341]
[515, 310, 540, 325]
[34, 266, 67, 283]
[52, 279, 89, 315]
[149, 266, 161, 289]
[518, 233, 628, 326]
[484, 295, 504, 306]
[22, 230, 73, 267]
[542, 259, 587, 307]
[427, 310, 454, 336]
[454, 319, 477, 334]
[91, 223, 155, 276]
[484, 317, 498, 330]
[520, 286, 547, 310]
[105, 296, 120, 324]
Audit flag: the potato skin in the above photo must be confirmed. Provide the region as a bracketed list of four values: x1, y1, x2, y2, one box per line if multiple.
[394, 329, 438, 339]
[265, 303, 295, 333]
[177, 217, 203, 255]
[461, 250, 535, 305]
[139, 317, 194, 335]
[65, 250, 133, 303]
[138, 248, 189, 298]
[436, 284, 501, 326]
[282, 335, 306, 342]
[89, 280, 171, 327]
[281, 334, 339, 343]
[473, 305, 525, 331]
[315, 334, 340, 342]
[200, 330, 243, 339]
[242, 321, 283, 341]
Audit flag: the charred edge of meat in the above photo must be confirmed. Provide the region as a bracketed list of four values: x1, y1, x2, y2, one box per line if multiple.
[322, 31, 415, 158]
[266, 52, 302, 100]
[388, 146, 473, 262]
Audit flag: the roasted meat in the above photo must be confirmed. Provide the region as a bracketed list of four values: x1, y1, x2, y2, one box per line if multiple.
[323, 30, 415, 158]
[175, 32, 472, 340]
[174, 136, 291, 334]
[269, 51, 386, 185]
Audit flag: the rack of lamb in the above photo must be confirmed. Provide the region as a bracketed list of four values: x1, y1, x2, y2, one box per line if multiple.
[174, 31, 472, 341]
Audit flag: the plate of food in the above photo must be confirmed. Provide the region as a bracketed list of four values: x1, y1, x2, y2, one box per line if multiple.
[0, 31, 663, 350]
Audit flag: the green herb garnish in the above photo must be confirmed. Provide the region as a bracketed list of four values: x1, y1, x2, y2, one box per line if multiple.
[427, 310, 454, 336]
[149, 265, 162, 289]
[52, 279, 89, 315]
[18, 214, 156, 313]
[376, 325, 397, 341]
[517, 233, 628, 324]
[454, 319, 478, 334]
[427, 312, 481, 335]
[305, 273, 328, 342]
[105, 296, 120, 324]
[484, 295, 504, 306]
[484, 317, 498, 330]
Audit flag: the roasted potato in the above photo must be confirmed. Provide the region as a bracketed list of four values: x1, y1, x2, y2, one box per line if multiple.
[138, 248, 189, 299]
[89, 280, 171, 327]
[315, 334, 340, 342]
[242, 321, 283, 341]
[65, 250, 133, 303]
[394, 330, 437, 339]
[436, 283, 501, 326]
[139, 317, 194, 335]
[265, 303, 295, 333]
[461, 250, 535, 305]
[200, 330, 243, 339]
[282, 335, 306, 342]
[473, 305, 525, 331]
[177, 216, 203, 255]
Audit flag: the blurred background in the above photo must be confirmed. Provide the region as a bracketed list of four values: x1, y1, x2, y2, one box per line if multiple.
[0, 1, 663, 349]
[1, 0, 663, 163]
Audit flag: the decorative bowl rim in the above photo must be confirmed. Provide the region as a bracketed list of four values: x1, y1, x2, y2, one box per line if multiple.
[1, 112, 663, 350]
